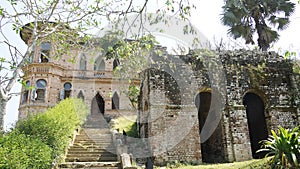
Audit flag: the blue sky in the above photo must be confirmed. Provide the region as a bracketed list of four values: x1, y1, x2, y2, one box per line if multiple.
[2, 1, 300, 130]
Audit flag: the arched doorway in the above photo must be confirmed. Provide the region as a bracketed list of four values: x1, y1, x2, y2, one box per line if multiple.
[91, 93, 105, 114]
[112, 92, 119, 109]
[195, 92, 224, 163]
[243, 93, 268, 159]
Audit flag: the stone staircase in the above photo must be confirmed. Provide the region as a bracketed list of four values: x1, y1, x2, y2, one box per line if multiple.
[58, 113, 120, 169]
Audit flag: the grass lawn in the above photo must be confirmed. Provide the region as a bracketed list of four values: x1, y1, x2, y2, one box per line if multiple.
[155, 158, 270, 169]
[111, 115, 138, 137]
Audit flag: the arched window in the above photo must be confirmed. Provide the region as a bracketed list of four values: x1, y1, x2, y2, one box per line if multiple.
[21, 81, 30, 104]
[60, 82, 72, 100]
[94, 57, 105, 70]
[113, 59, 120, 70]
[40, 42, 51, 63]
[77, 90, 84, 100]
[79, 54, 87, 70]
[34, 79, 47, 101]
[91, 93, 105, 114]
[112, 92, 119, 109]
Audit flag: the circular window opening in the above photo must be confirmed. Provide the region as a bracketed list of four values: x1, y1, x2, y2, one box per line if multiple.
[64, 82, 72, 90]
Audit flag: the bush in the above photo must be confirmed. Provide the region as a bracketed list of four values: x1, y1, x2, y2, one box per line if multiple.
[258, 126, 300, 168]
[15, 98, 88, 159]
[0, 132, 52, 169]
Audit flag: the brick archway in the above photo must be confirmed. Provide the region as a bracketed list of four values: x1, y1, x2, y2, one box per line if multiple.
[91, 93, 105, 114]
[243, 93, 268, 159]
[195, 92, 225, 163]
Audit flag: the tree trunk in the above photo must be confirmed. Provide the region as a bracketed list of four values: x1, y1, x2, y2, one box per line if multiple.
[0, 97, 8, 132]
[253, 14, 269, 51]
[256, 24, 269, 51]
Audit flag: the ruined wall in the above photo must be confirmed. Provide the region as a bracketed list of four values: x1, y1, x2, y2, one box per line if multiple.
[138, 68, 201, 165]
[138, 49, 299, 165]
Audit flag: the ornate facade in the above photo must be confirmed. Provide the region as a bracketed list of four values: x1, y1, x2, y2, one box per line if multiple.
[18, 26, 133, 120]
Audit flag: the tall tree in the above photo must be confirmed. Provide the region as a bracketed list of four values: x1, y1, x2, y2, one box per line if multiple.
[221, 0, 295, 51]
[0, 0, 194, 131]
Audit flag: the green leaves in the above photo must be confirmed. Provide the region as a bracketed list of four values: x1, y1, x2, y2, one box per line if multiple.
[0, 57, 5, 63]
[0, 7, 3, 16]
[258, 126, 300, 168]
[0, 132, 52, 169]
[14, 98, 88, 160]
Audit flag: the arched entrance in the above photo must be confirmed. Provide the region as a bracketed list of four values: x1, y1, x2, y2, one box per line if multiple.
[195, 92, 224, 163]
[91, 93, 105, 114]
[243, 93, 268, 159]
[112, 92, 119, 109]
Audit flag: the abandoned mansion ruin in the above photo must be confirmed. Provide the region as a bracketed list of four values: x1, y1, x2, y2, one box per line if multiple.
[18, 23, 300, 165]
[18, 23, 133, 120]
[138, 50, 300, 164]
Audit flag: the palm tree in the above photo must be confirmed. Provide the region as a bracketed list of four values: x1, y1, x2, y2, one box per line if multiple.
[221, 0, 295, 51]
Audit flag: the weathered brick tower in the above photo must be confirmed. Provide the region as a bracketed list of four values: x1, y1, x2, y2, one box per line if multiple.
[18, 22, 132, 120]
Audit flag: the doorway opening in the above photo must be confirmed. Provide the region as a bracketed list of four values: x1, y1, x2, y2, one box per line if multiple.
[92, 93, 105, 114]
[243, 93, 268, 159]
[195, 92, 225, 163]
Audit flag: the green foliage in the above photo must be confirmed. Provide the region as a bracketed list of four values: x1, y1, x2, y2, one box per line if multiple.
[0, 7, 3, 16]
[293, 61, 300, 74]
[0, 132, 52, 169]
[112, 116, 138, 138]
[221, 0, 295, 51]
[15, 98, 88, 159]
[258, 126, 300, 168]
[127, 84, 140, 109]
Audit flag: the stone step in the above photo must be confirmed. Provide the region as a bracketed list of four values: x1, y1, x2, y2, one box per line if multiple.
[60, 127, 119, 168]
[69, 146, 116, 151]
[66, 152, 116, 157]
[75, 136, 112, 139]
[59, 162, 120, 169]
[62, 167, 119, 169]
[75, 135, 112, 138]
[76, 132, 112, 136]
[65, 156, 118, 162]
[71, 141, 114, 145]
[68, 146, 116, 150]
[75, 137, 112, 141]
[74, 138, 113, 141]
[74, 139, 113, 142]
[82, 129, 111, 134]
[67, 150, 116, 154]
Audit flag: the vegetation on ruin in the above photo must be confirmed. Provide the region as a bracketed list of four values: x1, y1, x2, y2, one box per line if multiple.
[258, 126, 300, 168]
[0, 98, 88, 168]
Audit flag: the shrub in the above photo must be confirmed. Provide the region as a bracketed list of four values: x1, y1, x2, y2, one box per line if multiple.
[0, 131, 52, 169]
[15, 98, 88, 159]
[258, 126, 300, 168]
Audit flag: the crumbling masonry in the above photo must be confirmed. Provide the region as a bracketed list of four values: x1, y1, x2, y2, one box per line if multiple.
[138, 49, 300, 165]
